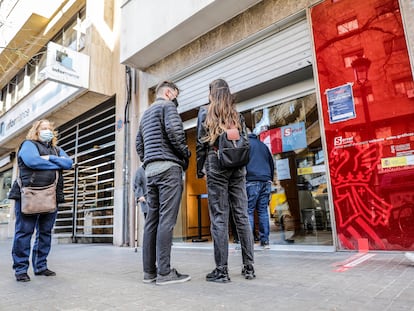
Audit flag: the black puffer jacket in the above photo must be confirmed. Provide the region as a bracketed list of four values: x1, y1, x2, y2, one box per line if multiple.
[136, 98, 191, 170]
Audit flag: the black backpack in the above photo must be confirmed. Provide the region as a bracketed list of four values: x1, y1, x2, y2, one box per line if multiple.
[217, 129, 250, 168]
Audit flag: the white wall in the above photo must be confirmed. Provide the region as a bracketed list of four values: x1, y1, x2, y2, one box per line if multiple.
[120, 0, 261, 69]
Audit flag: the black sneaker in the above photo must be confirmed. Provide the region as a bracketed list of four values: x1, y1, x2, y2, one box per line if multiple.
[206, 267, 231, 283]
[34, 269, 56, 276]
[241, 264, 256, 280]
[15, 273, 31, 282]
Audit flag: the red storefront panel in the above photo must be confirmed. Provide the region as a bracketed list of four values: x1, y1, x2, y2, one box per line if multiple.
[310, 0, 414, 250]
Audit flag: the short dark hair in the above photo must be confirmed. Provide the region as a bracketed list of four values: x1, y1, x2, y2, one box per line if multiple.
[155, 80, 179, 95]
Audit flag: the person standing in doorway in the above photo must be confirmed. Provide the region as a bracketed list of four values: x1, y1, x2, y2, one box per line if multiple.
[245, 130, 274, 249]
[134, 165, 148, 219]
[8, 119, 73, 282]
[197, 78, 255, 283]
[136, 80, 191, 286]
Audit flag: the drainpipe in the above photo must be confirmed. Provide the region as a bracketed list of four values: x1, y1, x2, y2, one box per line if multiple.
[122, 66, 132, 246]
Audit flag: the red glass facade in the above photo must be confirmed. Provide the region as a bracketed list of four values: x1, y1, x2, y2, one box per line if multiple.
[311, 0, 414, 250]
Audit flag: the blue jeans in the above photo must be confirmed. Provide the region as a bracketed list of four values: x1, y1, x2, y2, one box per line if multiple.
[206, 151, 254, 268]
[246, 181, 271, 244]
[142, 166, 183, 276]
[12, 200, 58, 275]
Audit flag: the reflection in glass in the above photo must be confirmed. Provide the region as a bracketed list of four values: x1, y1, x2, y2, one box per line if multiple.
[255, 93, 333, 246]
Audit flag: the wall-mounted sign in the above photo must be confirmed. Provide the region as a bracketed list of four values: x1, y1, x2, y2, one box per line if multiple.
[326, 83, 356, 123]
[260, 122, 307, 154]
[39, 42, 90, 88]
[0, 80, 83, 144]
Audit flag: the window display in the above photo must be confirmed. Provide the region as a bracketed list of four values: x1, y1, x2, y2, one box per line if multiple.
[254, 93, 333, 246]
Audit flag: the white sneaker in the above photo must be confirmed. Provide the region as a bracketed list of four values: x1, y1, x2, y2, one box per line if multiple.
[405, 252, 414, 262]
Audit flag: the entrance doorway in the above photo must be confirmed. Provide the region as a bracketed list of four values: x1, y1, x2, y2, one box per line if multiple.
[253, 93, 333, 246]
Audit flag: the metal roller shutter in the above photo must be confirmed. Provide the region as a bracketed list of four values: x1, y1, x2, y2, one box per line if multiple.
[176, 17, 312, 113]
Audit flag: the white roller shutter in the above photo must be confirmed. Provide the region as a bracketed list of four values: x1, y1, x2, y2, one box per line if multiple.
[176, 17, 312, 113]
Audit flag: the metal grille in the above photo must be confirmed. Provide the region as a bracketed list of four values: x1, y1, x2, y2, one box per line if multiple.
[54, 100, 115, 243]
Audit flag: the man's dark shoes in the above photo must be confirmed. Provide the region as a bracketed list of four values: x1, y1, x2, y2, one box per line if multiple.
[155, 268, 191, 285]
[241, 264, 256, 280]
[15, 273, 31, 282]
[35, 269, 56, 276]
[206, 267, 230, 283]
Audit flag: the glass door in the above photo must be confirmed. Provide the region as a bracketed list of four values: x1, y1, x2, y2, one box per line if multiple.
[253, 93, 333, 246]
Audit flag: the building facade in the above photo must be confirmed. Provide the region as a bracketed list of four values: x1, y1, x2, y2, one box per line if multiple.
[1, 0, 413, 251]
[0, 0, 130, 246]
[120, 0, 414, 251]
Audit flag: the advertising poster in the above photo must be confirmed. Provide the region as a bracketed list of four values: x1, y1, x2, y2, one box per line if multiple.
[260, 122, 307, 154]
[326, 83, 356, 124]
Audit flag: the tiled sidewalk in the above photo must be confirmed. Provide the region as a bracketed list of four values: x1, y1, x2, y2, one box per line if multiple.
[0, 240, 413, 311]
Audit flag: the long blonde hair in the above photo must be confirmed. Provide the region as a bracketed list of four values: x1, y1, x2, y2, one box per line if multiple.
[26, 119, 58, 146]
[203, 79, 241, 144]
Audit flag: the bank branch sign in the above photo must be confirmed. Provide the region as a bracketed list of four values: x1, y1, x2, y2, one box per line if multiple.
[0, 43, 89, 143]
[260, 122, 307, 154]
[40, 42, 90, 88]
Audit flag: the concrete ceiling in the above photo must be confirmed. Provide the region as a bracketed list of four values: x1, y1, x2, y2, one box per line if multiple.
[121, 0, 262, 70]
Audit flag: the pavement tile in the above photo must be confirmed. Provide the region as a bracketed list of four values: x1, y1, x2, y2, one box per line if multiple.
[1, 240, 414, 311]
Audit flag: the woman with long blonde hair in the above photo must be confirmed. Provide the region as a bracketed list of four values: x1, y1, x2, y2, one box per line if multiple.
[8, 119, 73, 282]
[196, 79, 255, 283]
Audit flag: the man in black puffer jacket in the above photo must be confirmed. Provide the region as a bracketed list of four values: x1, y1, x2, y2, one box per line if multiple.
[136, 80, 191, 286]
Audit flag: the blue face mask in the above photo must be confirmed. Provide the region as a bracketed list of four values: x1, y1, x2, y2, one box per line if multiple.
[39, 129, 54, 143]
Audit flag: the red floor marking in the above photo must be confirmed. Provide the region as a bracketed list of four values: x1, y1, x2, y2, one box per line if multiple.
[333, 238, 375, 272]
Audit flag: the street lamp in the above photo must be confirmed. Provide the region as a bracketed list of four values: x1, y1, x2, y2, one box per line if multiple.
[351, 56, 371, 85]
[351, 55, 373, 139]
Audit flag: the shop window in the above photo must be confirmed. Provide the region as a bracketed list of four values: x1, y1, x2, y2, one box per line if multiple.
[337, 17, 358, 35]
[384, 36, 406, 55]
[353, 86, 374, 105]
[393, 78, 414, 97]
[15, 68, 27, 102]
[343, 49, 364, 68]
[254, 93, 332, 246]
[27, 55, 42, 89]
[0, 87, 6, 115]
[7, 79, 17, 108]
[0, 169, 13, 227]
[63, 19, 77, 50]
[376, 1, 399, 19]
[53, 8, 86, 51]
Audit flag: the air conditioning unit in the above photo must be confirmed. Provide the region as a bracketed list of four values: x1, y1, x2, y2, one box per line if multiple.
[407, 89, 414, 98]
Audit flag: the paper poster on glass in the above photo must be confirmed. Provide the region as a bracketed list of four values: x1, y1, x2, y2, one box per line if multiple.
[326, 83, 356, 123]
[276, 158, 291, 180]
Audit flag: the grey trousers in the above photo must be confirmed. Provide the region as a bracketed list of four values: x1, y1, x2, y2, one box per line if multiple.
[142, 166, 183, 276]
[205, 151, 254, 268]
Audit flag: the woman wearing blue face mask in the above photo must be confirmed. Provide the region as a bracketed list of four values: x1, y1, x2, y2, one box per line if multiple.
[8, 119, 73, 282]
